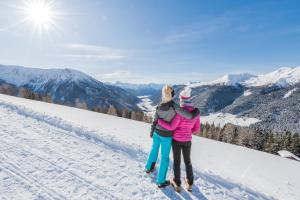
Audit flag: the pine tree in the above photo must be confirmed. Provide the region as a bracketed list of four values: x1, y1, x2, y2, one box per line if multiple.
[283, 131, 292, 151]
[290, 134, 300, 157]
[107, 105, 118, 116]
[122, 109, 131, 118]
[228, 127, 239, 144]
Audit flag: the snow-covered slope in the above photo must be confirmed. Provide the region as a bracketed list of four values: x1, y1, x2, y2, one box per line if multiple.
[0, 64, 94, 88]
[244, 67, 300, 87]
[137, 95, 156, 117]
[283, 88, 298, 98]
[0, 64, 141, 111]
[0, 94, 299, 200]
[189, 73, 256, 88]
[188, 66, 300, 88]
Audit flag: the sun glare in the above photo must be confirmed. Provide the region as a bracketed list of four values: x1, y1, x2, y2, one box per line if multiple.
[23, 0, 58, 34]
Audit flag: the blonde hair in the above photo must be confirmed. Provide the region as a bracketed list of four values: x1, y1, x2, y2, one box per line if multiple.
[161, 85, 173, 103]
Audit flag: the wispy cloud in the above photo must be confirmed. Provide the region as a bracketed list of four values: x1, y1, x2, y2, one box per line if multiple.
[96, 70, 138, 82]
[62, 54, 126, 61]
[164, 16, 232, 44]
[63, 43, 131, 61]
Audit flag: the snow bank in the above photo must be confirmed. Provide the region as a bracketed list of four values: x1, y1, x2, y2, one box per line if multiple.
[278, 150, 300, 162]
[0, 94, 299, 200]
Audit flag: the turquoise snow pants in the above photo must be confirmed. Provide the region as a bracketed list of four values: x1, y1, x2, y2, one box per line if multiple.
[145, 132, 172, 184]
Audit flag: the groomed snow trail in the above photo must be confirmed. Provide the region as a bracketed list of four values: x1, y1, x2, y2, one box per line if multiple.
[0, 100, 274, 200]
[0, 106, 156, 200]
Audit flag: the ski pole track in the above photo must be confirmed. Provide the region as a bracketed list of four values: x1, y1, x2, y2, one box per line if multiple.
[0, 122, 141, 193]
[0, 160, 62, 200]
[0, 194, 11, 200]
[0, 102, 148, 162]
[0, 139, 121, 200]
[0, 106, 159, 199]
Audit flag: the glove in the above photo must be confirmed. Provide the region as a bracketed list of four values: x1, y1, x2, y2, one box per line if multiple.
[150, 131, 154, 138]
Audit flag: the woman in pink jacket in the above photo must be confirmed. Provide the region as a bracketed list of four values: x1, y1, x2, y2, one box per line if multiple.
[158, 87, 200, 192]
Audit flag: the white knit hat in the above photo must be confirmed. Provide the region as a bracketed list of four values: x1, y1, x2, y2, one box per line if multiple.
[179, 87, 192, 99]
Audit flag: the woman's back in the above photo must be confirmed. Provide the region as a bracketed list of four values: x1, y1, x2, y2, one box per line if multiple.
[158, 106, 200, 142]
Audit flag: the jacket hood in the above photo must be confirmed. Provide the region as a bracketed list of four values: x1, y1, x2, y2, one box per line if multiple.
[159, 100, 174, 111]
[177, 106, 200, 119]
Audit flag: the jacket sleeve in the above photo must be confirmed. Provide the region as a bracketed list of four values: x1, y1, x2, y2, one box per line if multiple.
[158, 114, 181, 131]
[150, 108, 159, 137]
[191, 116, 201, 134]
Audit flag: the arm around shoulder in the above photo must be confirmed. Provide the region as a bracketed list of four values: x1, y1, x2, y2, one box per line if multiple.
[192, 116, 201, 134]
[158, 114, 181, 131]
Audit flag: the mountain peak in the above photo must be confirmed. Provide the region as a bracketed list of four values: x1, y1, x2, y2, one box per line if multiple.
[244, 66, 300, 87]
[189, 73, 256, 88]
[0, 64, 96, 87]
[188, 66, 300, 88]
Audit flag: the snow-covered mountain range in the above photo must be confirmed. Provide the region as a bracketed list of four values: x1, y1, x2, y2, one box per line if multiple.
[189, 66, 300, 88]
[119, 66, 300, 133]
[1, 64, 300, 133]
[185, 67, 300, 133]
[0, 64, 93, 88]
[0, 64, 141, 111]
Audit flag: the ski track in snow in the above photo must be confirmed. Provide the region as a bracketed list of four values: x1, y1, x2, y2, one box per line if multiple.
[0, 101, 274, 200]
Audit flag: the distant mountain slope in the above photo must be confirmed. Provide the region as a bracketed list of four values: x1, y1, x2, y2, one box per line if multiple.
[222, 84, 300, 133]
[189, 66, 300, 88]
[184, 67, 300, 133]
[109, 81, 164, 105]
[0, 64, 141, 111]
[244, 67, 300, 87]
[189, 73, 257, 87]
[111, 66, 300, 133]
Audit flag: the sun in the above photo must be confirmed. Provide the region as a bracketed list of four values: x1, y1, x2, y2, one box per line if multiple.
[22, 0, 59, 34]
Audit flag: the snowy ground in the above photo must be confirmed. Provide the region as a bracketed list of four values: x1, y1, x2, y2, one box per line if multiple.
[0, 94, 299, 200]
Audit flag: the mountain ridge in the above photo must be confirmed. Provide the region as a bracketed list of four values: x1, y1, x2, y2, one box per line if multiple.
[0, 64, 141, 111]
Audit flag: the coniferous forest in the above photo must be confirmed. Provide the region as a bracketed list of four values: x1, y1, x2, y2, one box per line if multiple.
[198, 122, 300, 157]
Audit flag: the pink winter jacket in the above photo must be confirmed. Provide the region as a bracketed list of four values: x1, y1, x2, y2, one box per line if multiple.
[158, 106, 201, 142]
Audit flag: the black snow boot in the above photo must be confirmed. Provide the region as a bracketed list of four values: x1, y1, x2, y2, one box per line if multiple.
[158, 180, 170, 188]
[145, 162, 156, 174]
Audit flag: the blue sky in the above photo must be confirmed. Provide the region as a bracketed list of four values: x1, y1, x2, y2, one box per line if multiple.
[0, 0, 300, 83]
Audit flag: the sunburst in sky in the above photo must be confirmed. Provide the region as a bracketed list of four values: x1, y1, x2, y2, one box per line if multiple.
[0, 0, 300, 83]
[19, 0, 61, 35]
